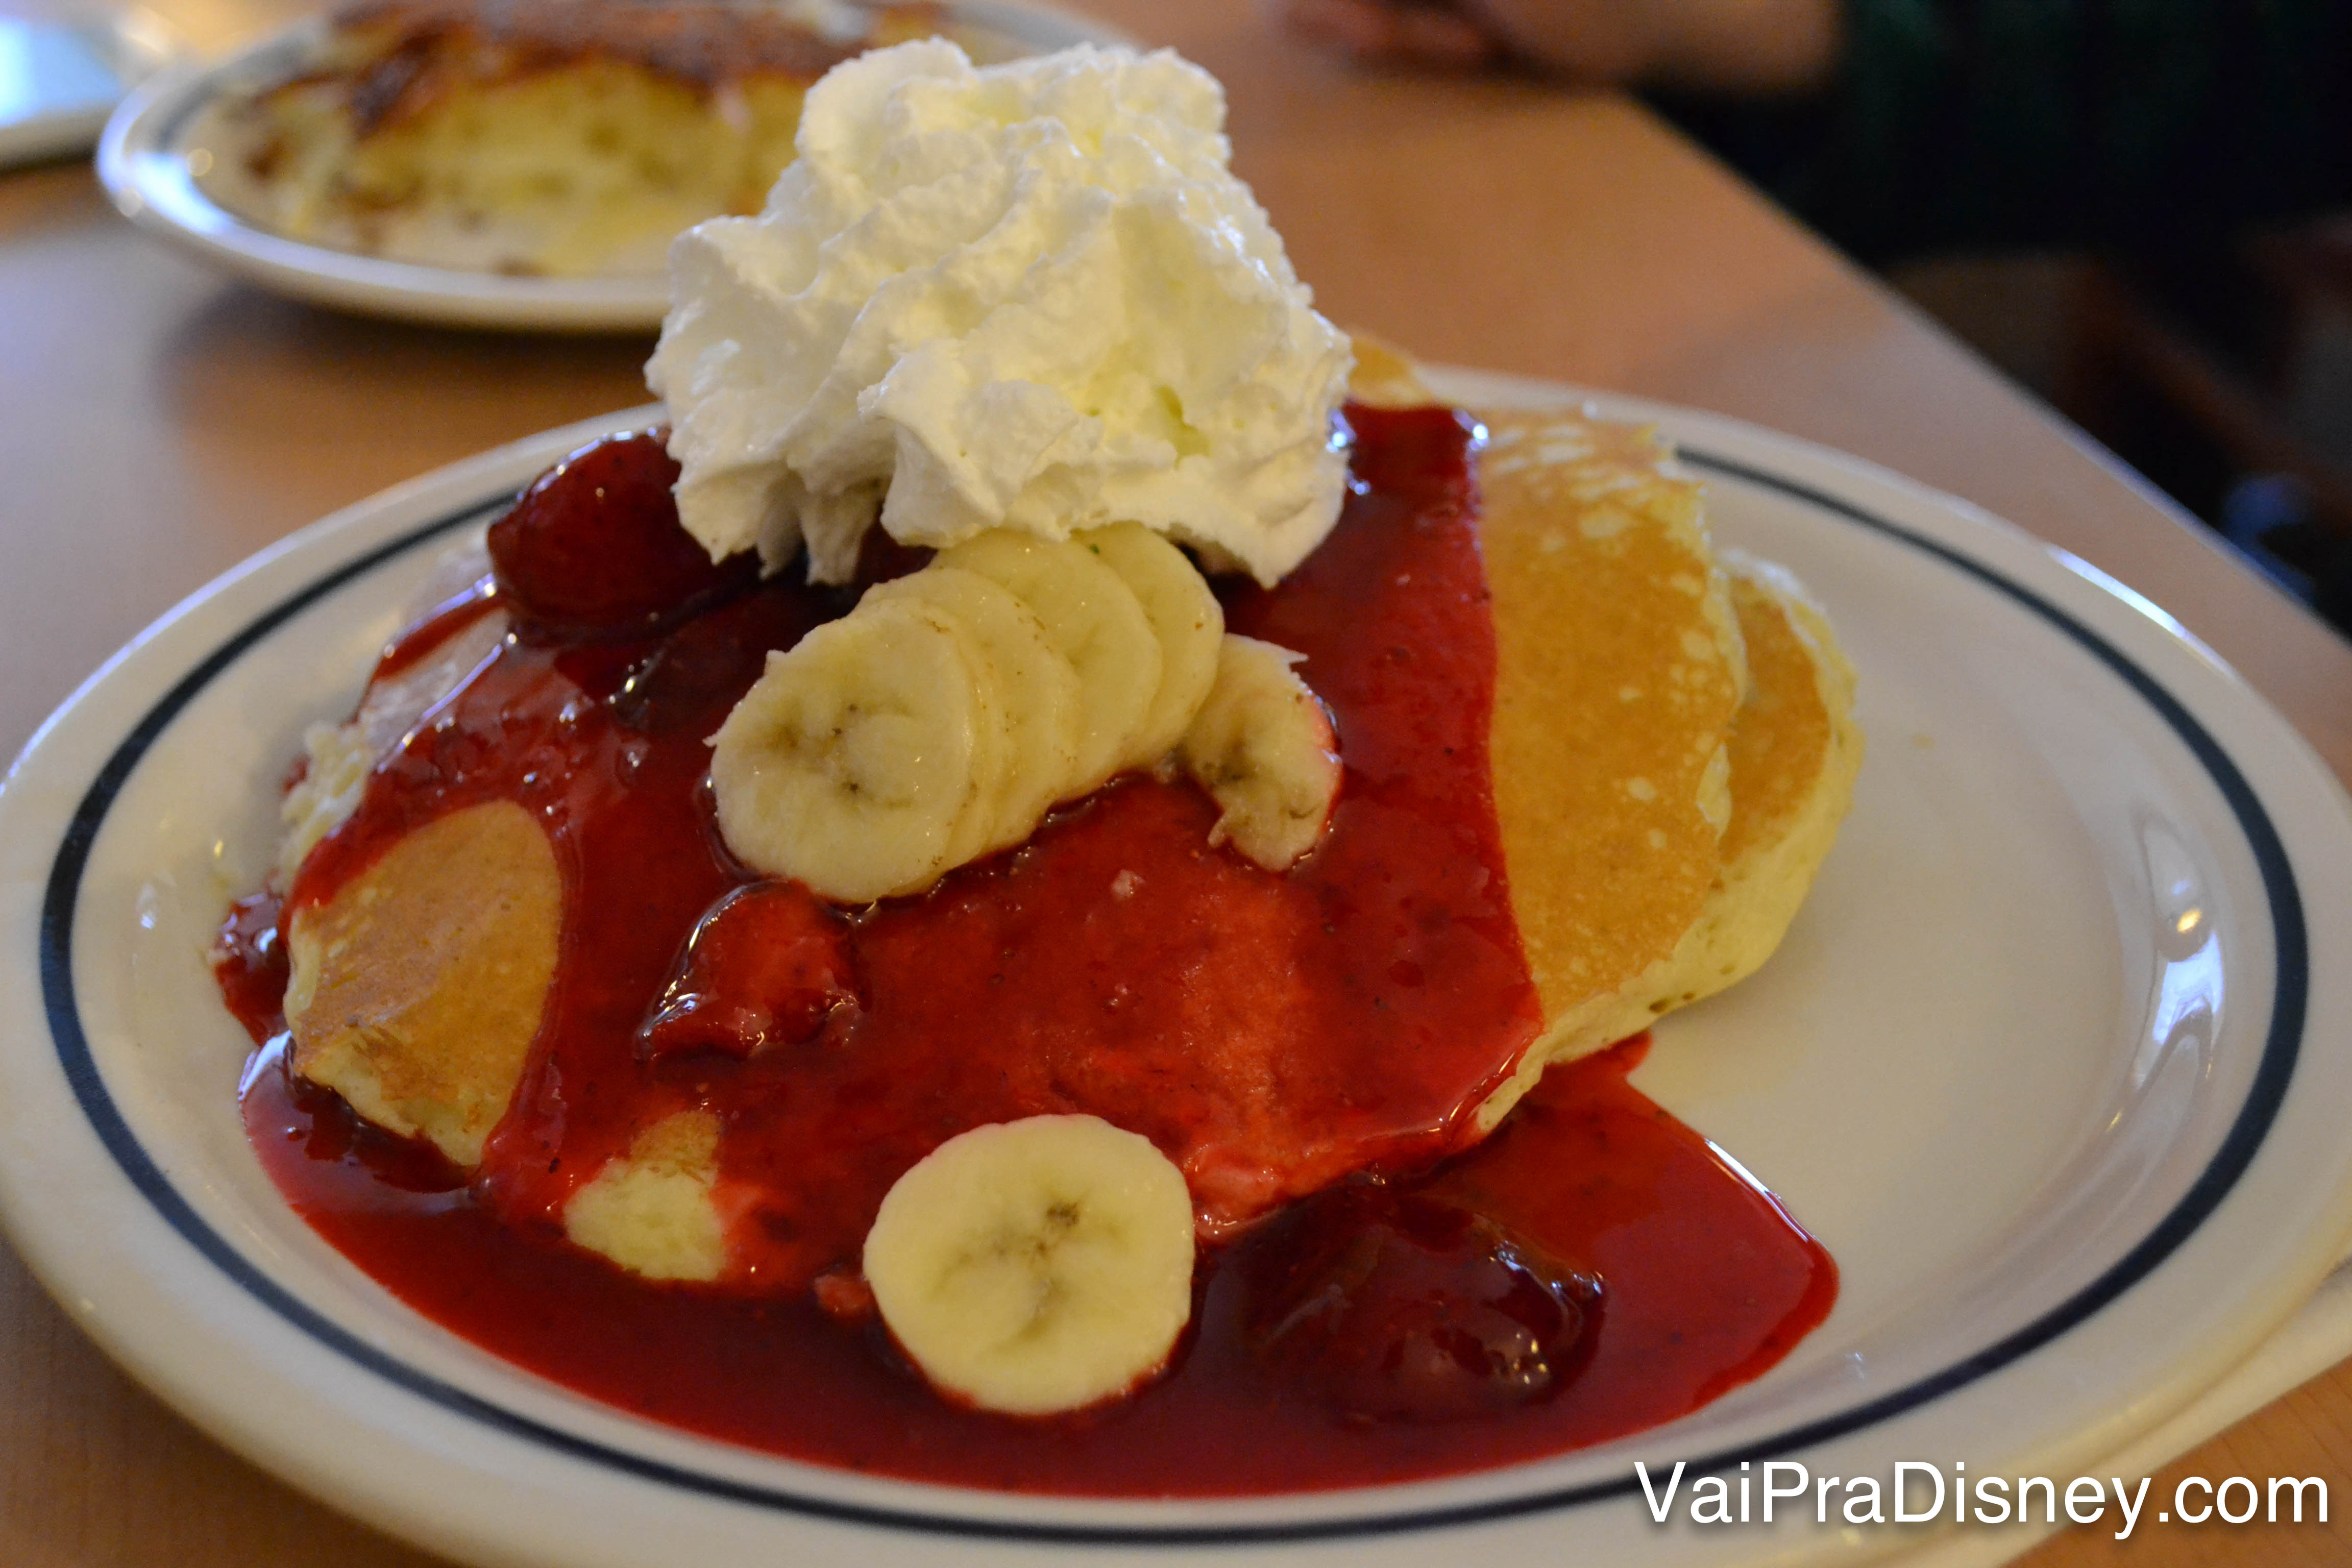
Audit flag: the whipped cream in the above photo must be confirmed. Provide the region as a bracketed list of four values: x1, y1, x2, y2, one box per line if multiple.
[647, 40, 1353, 585]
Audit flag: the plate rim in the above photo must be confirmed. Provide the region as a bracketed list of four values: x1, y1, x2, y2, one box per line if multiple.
[6, 383, 2352, 1563]
[93, 0, 1138, 333]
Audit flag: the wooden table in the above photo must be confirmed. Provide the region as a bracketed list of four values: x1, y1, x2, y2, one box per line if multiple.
[4, 1, 2349, 1563]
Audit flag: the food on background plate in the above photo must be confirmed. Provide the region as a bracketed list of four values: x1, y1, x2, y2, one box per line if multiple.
[193, 0, 979, 276]
[215, 39, 1861, 1488]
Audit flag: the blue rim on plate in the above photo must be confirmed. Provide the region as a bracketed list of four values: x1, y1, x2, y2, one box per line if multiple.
[33, 448, 2309, 1544]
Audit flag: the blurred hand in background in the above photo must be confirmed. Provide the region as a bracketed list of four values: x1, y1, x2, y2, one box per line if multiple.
[1273, 0, 1840, 93]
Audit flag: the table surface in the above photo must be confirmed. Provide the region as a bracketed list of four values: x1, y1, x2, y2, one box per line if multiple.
[5, 0, 2351, 1563]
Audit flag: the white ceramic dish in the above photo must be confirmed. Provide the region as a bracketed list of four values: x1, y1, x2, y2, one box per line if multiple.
[4, 373, 2352, 1568]
[0, 10, 183, 170]
[94, 1, 1127, 332]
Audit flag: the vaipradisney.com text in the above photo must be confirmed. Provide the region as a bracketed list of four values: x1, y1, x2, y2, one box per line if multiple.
[1635, 1460, 2328, 1540]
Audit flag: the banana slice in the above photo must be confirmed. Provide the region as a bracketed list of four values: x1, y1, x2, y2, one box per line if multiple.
[863, 1114, 1196, 1416]
[709, 596, 998, 902]
[938, 531, 1162, 794]
[1080, 523, 1224, 771]
[937, 612, 1015, 876]
[1180, 635, 1343, 872]
[867, 566, 1082, 852]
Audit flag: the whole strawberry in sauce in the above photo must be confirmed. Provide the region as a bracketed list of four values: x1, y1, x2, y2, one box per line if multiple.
[488, 428, 757, 641]
[1241, 1184, 1602, 1423]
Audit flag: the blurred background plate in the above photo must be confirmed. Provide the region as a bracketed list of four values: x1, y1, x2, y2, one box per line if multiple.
[0, 9, 183, 169]
[94, 1, 1130, 332]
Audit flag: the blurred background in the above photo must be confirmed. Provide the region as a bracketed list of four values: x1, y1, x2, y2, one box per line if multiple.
[1284, 0, 2352, 641]
[1667, 0, 2352, 642]
[12, 0, 2351, 639]
[1887, 230, 2352, 638]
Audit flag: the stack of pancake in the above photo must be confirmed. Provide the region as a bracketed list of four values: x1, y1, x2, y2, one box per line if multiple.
[265, 344, 1860, 1281]
[1349, 343, 1863, 1131]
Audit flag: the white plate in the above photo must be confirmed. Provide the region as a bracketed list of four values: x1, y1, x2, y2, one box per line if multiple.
[94, 2, 1128, 332]
[5, 374, 2352, 1568]
[0, 10, 183, 170]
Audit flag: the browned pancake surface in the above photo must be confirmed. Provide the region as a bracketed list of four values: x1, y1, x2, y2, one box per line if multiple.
[285, 799, 562, 1166]
[316, 0, 902, 121]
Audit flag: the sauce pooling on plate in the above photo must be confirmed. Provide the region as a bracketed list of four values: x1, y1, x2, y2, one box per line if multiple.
[219, 406, 1834, 1491]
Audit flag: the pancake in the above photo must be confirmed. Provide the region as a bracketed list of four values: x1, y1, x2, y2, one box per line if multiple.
[1346, 339, 1859, 1121]
[1468, 407, 1750, 1125]
[1472, 539, 1863, 1129]
[561, 1110, 728, 1282]
[1649, 551, 1862, 1017]
[1344, 334, 1439, 411]
[265, 379, 1858, 1279]
[283, 798, 561, 1165]
[200, 0, 948, 277]
[278, 596, 507, 879]
[1471, 438, 1860, 1128]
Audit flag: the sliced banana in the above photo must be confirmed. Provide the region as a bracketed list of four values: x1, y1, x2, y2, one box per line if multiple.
[938, 530, 1162, 793]
[867, 566, 1081, 853]
[1180, 635, 1343, 872]
[1080, 522, 1224, 771]
[863, 1114, 1196, 1416]
[939, 615, 1015, 876]
[709, 596, 996, 902]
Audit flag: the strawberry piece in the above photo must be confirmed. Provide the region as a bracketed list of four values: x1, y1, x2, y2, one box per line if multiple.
[488, 428, 756, 641]
[1240, 1184, 1601, 1423]
[640, 882, 860, 1059]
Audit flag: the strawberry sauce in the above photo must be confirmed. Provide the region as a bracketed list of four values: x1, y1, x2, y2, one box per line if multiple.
[221, 407, 1834, 1492]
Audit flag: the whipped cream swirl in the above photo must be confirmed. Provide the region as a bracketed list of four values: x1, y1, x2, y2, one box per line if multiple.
[647, 39, 1353, 585]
